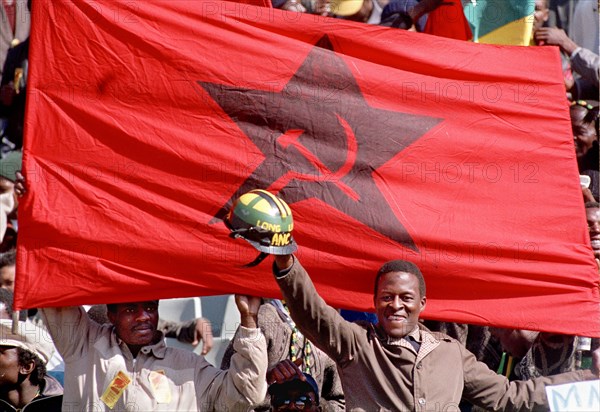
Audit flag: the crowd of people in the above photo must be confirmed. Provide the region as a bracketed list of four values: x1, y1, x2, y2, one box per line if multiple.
[0, 0, 598, 411]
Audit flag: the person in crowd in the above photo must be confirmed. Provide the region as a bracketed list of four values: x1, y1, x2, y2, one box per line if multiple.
[585, 201, 600, 360]
[271, 0, 307, 13]
[0, 319, 63, 411]
[530, 0, 549, 45]
[0, 250, 14, 291]
[274, 254, 599, 409]
[0, 35, 28, 149]
[221, 298, 344, 411]
[0, 0, 30, 149]
[487, 329, 577, 380]
[87, 303, 215, 355]
[569, 100, 598, 201]
[466, 199, 600, 410]
[226, 193, 600, 410]
[0, 0, 29, 80]
[328, 0, 389, 24]
[535, 26, 598, 100]
[0, 287, 15, 319]
[0, 290, 9, 319]
[38, 297, 267, 411]
[568, 0, 597, 55]
[547, 0, 571, 34]
[0, 194, 269, 412]
[408, 0, 471, 40]
[379, 0, 425, 30]
[267, 360, 322, 412]
[0, 151, 19, 245]
[586, 201, 600, 265]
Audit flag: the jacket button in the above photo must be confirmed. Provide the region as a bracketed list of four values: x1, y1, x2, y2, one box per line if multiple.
[418, 398, 426, 405]
[416, 362, 422, 369]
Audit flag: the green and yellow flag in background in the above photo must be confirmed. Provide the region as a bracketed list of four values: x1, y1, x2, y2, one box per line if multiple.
[463, 0, 535, 45]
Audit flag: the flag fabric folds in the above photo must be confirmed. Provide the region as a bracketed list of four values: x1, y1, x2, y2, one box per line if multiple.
[16, 0, 599, 336]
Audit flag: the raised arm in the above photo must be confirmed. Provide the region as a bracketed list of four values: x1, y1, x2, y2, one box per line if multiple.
[40, 306, 101, 361]
[461, 342, 597, 411]
[199, 294, 267, 410]
[274, 254, 365, 367]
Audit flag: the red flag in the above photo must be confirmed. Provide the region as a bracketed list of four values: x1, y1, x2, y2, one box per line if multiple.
[17, 0, 599, 336]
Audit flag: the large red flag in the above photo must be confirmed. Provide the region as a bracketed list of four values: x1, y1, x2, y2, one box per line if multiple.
[16, 0, 599, 336]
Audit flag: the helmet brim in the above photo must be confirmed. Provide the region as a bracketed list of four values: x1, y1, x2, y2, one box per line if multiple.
[243, 236, 297, 255]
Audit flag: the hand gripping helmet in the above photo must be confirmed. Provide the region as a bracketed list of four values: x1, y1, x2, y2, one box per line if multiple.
[225, 189, 297, 267]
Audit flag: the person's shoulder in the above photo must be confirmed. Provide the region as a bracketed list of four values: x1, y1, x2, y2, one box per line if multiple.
[354, 319, 374, 330]
[259, 302, 278, 317]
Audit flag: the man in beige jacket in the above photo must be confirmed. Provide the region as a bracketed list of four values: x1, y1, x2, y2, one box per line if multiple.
[41, 297, 267, 412]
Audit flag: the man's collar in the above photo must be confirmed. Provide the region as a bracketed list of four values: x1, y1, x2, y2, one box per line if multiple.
[375, 324, 421, 346]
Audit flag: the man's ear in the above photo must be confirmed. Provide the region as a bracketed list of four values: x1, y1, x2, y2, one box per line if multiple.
[19, 359, 35, 375]
[420, 296, 427, 313]
[107, 310, 116, 325]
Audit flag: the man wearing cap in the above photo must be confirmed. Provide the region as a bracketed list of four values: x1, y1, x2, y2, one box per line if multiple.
[0, 320, 63, 412]
[267, 360, 321, 412]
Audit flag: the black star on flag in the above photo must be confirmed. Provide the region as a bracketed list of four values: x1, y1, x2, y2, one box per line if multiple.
[200, 35, 442, 251]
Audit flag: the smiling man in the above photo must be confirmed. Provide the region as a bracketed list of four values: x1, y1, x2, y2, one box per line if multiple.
[41, 297, 267, 411]
[586, 201, 600, 264]
[225, 191, 599, 411]
[271, 253, 600, 411]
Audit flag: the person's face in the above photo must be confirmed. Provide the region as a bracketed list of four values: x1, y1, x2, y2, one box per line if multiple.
[0, 346, 21, 386]
[587, 207, 600, 260]
[374, 271, 426, 338]
[0, 264, 15, 292]
[271, 388, 320, 411]
[571, 107, 598, 158]
[533, 0, 549, 32]
[107, 301, 159, 349]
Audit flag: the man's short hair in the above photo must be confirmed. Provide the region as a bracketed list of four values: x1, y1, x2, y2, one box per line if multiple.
[0, 250, 16, 269]
[585, 201, 599, 209]
[374, 260, 426, 297]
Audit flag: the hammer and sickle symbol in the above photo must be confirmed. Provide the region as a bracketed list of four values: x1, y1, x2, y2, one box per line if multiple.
[270, 114, 360, 201]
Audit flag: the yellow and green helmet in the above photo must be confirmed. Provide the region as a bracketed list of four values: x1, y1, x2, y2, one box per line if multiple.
[225, 189, 297, 266]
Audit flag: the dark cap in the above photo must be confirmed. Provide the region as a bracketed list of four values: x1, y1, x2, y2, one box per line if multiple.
[380, 0, 428, 32]
[268, 372, 320, 404]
